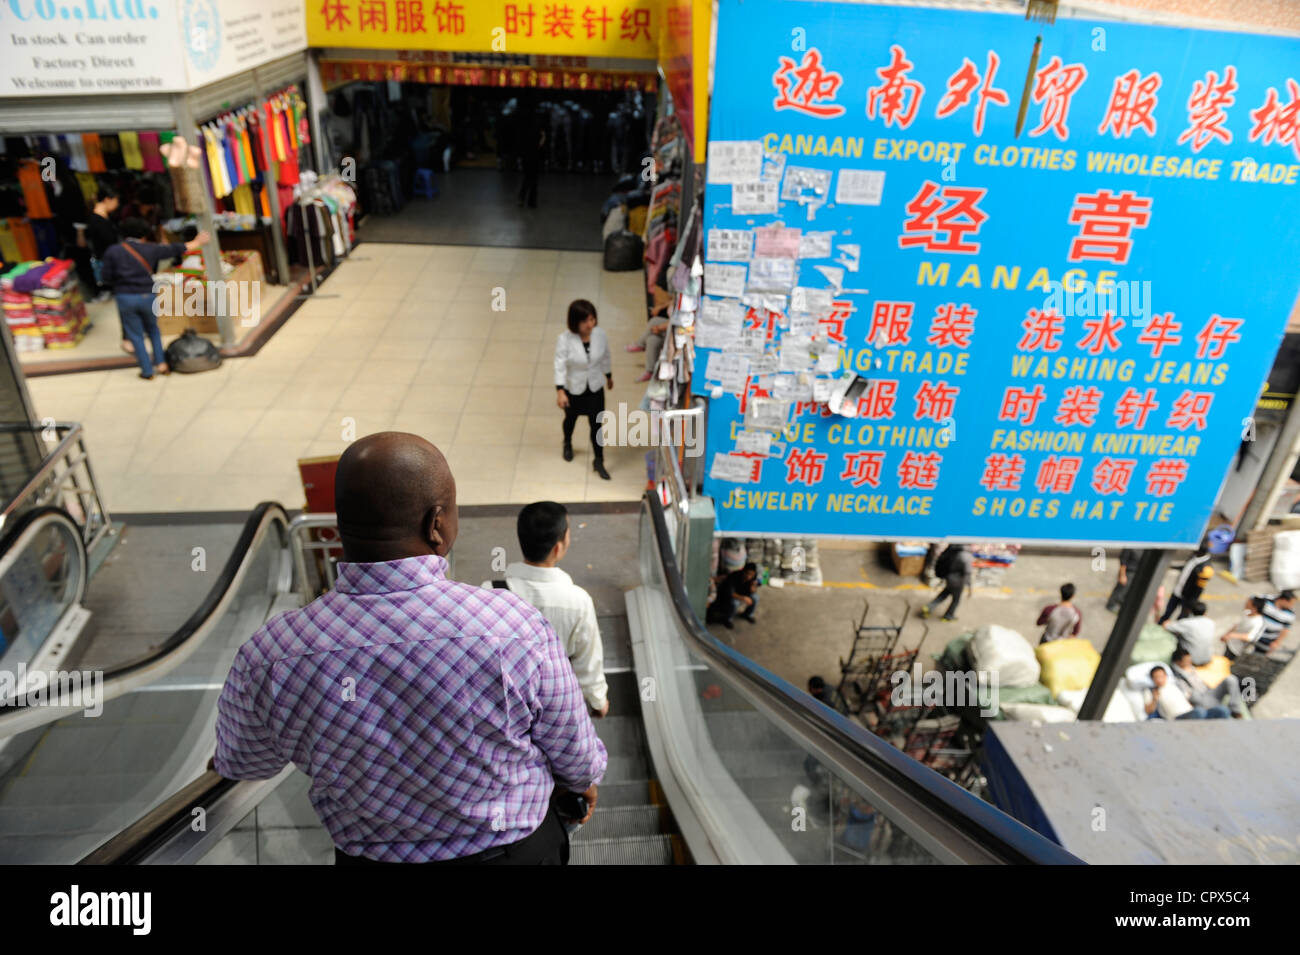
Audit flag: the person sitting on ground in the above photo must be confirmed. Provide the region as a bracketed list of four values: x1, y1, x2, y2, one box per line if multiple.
[501, 501, 610, 718]
[1162, 599, 1216, 666]
[1036, 583, 1082, 643]
[707, 562, 759, 630]
[214, 433, 606, 865]
[1169, 647, 1241, 719]
[808, 676, 845, 714]
[1222, 596, 1268, 659]
[1143, 664, 1197, 720]
[1254, 590, 1295, 655]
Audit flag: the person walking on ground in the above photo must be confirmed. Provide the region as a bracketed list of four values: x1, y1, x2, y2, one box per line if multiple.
[214, 433, 607, 865]
[919, 544, 972, 622]
[1106, 548, 1140, 613]
[518, 103, 546, 208]
[707, 562, 759, 629]
[555, 298, 613, 480]
[501, 501, 610, 718]
[100, 217, 209, 379]
[1158, 544, 1212, 624]
[1037, 583, 1083, 643]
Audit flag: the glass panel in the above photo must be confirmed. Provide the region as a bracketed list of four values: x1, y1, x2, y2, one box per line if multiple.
[0, 517, 83, 675]
[638, 505, 938, 864]
[0, 519, 285, 864]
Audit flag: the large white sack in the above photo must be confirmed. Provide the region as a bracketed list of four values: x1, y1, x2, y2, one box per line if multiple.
[971, 624, 1041, 689]
[1057, 688, 1140, 723]
[1001, 702, 1076, 723]
[1272, 530, 1300, 590]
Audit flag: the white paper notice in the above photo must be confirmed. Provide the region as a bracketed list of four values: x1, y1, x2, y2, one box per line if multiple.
[732, 180, 780, 214]
[747, 257, 797, 292]
[734, 327, 767, 357]
[812, 339, 841, 373]
[707, 141, 763, 184]
[710, 452, 755, 483]
[705, 350, 748, 383]
[750, 352, 779, 376]
[836, 169, 886, 206]
[741, 292, 788, 313]
[782, 166, 833, 202]
[761, 150, 787, 182]
[835, 245, 860, 273]
[799, 231, 834, 259]
[704, 263, 748, 299]
[754, 225, 802, 259]
[780, 335, 814, 372]
[814, 264, 845, 290]
[707, 228, 754, 261]
[695, 299, 743, 350]
[788, 312, 818, 336]
[745, 397, 792, 432]
[813, 378, 834, 402]
[792, 287, 833, 314]
[735, 429, 773, 456]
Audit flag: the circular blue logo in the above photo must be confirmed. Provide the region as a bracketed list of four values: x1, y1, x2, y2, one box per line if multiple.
[184, 0, 222, 73]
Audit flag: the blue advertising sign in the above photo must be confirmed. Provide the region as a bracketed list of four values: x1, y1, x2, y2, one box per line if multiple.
[698, 0, 1300, 546]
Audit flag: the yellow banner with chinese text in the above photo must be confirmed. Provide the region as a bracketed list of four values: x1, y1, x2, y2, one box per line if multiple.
[309, 0, 661, 59]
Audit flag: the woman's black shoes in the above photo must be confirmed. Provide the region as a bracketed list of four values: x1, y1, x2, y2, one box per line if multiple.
[593, 460, 610, 480]
[563, 442, 574, 462]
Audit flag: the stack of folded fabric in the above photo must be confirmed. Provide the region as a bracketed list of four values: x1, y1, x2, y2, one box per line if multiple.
[33, 258, 87, 348]
[1, 261, 43, 351]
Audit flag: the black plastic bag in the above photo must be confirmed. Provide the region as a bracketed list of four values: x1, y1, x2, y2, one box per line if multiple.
[165, 329, 223, 373]
[603, 230, 643, 271]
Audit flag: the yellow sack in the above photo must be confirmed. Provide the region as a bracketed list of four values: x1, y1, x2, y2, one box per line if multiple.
[627, 204, 648, 236]
[1035, 637, 1101, 697]
[1195, 655, 1232, 689]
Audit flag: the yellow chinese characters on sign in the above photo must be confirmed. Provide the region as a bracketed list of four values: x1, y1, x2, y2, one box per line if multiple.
[309, 0, 660, 59]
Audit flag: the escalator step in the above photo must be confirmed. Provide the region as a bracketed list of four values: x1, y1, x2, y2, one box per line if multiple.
[571, 805, 665, 842]
[570, 834, 676, 866]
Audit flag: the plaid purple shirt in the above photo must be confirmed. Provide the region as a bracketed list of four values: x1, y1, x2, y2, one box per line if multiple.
[214, 554, 607, 862]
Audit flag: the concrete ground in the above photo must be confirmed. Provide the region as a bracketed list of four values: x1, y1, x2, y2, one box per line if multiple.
[712, 544, 1298, 711]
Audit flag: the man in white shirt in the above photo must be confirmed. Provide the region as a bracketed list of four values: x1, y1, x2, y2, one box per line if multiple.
[1143, 665, 1196, 720]
[1163, 600, 1216, 666]
[1222, 596, 1268, 659]
[501, 502, 609, 717]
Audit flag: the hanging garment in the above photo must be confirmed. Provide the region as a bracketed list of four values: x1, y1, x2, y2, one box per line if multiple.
[99, 134, 124, 170]
[119, 131, 144, 170]
[139, 131, 165, 173]
[64, 135, 88, 172]
[232, 184, 255, 216]
[266, 102, 287, 162]
[204, 127, 232, 198]
[30, 219, 59, 258]
[17, 160, 53, 218]
[279, 153, 299, 187]
[0, 220, 21, 262]
[74, 172, 98, 205]
[82, 134, 106, 173]
[7, 219, 39, 260]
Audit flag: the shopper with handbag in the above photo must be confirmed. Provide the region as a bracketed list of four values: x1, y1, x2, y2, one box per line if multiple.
[554, 298, 613, 480]
[100, 217, 210, 379]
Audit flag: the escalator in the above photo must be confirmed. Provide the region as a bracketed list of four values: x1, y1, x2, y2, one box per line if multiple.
[0, 493, 1079, 866]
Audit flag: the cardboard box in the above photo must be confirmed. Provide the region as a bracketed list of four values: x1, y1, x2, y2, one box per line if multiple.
[156, 250, 264, 337]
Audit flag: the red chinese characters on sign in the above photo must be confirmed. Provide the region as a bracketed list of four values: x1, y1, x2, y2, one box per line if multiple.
[1166, 390, 1214, 431]
[582, 5, 612, 39]
[433, 1, 466, 32]
[867, 45, 925, 130]
[1098, 69, 1162, 138]
[1248, 78, 1300, 159]
[999, 385, 1047, 426]
[506, 3, 537, 36]
[1195, 314, 1243, 359]
[395, 1, 426, 33]
[358, 0, 387, 31]
[1077, 312, 1125, 355]
[1178, 66, 1237, 152]
[927, 303, 976, 349]
[1036, 455, 1082, 494]
[857, 380, 898, 420]
[321, 0, 351, 30]
[1030, 56, 1088, 141]
[1138, 312, 1182, 358]
[1146, 460, 1189, 497]
[820, 300, 854, 344]
[841, 451, 886, 489]
[544, 3, 575, 38]
[1055, 386, 1103, 427]
[773, 49, 846, 119]
[913, 380, 959, 423]
[619, 7, 651, 42]
[1114, 387, 1158, 430]
[786, 447, 828, 487]
[898, 451, 942, 490]
[980, 453, 1025, 492]
[1092, 457, 1137, 495]
[867, 301, 914, 347]
[1017, 308, 1065, 352]
[898, 182, 989, 255]
[935, 51, 1009, 136]
[1067, 190, 1153, 265]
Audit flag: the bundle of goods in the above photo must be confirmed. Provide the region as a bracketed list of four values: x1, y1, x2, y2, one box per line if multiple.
[780, 538, 822, 585]
[970, 542, 1021, 588]
[1, 258, 86, 351]
[33, 283, 88, 349]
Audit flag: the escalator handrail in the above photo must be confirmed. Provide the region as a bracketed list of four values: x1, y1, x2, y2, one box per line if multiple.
[79, 770, 237, 865]
[641, 492, 1082, 865]
[0, 504, 89, 612]
[0, 500, 291, 734]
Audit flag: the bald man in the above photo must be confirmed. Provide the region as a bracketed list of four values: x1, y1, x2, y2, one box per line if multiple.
[214, 433, 607, 865]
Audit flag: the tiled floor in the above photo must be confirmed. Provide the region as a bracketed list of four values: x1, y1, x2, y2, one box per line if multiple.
[25, 243, 652, 512]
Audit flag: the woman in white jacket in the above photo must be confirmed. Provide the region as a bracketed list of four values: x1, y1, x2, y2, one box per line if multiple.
[554, 298, 613, 480]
